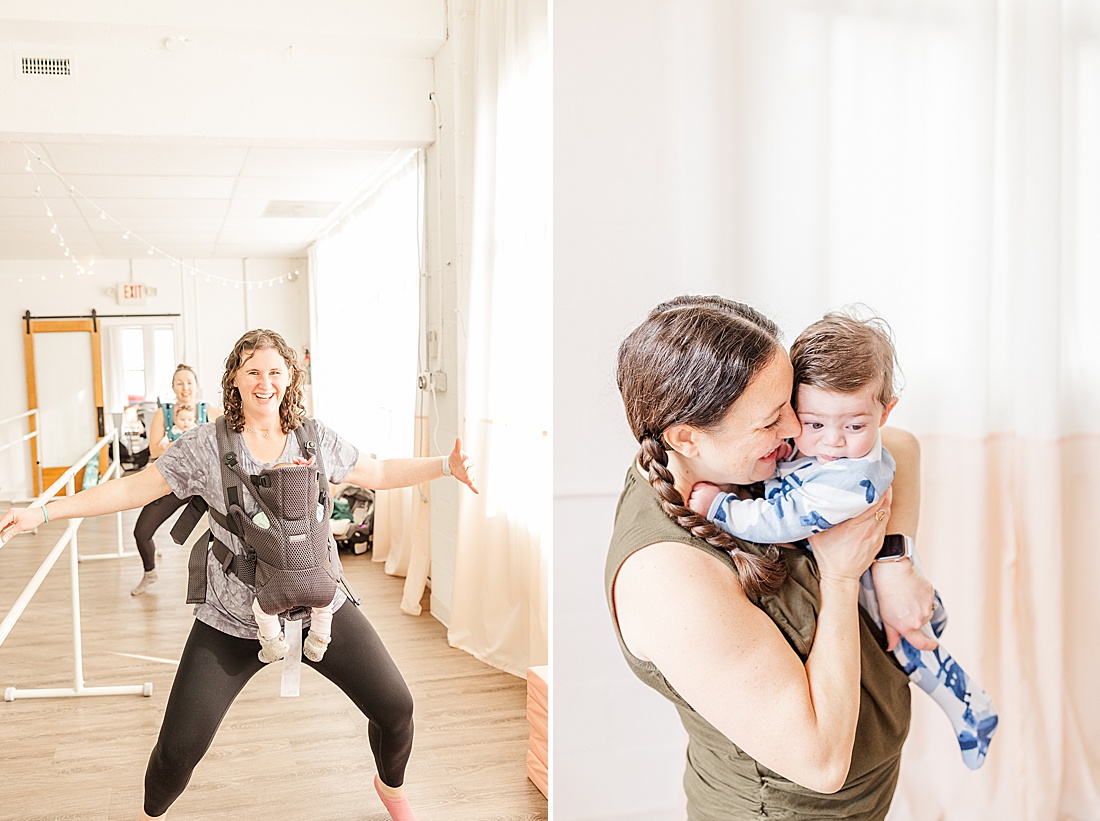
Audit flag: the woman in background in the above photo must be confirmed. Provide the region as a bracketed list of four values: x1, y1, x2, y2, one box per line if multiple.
[129, 363, 214, 596]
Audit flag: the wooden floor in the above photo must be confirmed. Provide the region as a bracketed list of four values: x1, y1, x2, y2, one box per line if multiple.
[0, 507, 547, 821]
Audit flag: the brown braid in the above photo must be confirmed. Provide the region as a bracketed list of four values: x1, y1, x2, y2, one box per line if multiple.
[638, 436, 785, 599]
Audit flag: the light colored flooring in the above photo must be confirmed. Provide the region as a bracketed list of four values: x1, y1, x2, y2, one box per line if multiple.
[0, 507, 547, 821]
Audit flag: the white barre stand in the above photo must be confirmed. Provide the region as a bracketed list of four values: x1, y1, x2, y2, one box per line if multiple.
[1, 434, 152, 701]
[75, 430, 133, 562]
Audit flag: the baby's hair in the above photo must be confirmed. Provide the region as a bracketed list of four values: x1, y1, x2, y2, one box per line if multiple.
[174, 404, 195, 416]
[789, 308, 901, 409]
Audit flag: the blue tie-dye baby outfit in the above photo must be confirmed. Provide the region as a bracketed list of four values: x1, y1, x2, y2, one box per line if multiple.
[705, 435, 998, 769]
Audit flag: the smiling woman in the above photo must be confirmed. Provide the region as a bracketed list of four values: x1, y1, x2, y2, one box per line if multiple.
[0, 327, 479, 820]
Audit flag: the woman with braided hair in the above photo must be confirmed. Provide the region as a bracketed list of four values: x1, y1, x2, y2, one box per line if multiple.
[606, 295, 935, 820]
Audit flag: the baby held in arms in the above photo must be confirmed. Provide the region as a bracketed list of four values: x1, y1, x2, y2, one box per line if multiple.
[688, 310, 998, 770]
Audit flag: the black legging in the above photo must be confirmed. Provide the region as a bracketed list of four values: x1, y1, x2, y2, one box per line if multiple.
[134, 493, 189, 571]
[143, 600, 414, 817]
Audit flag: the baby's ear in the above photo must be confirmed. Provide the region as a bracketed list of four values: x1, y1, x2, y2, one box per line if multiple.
[879, 396, 899, 427]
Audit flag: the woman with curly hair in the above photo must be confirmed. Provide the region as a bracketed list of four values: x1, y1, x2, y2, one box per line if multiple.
[0, 328, 478, 821]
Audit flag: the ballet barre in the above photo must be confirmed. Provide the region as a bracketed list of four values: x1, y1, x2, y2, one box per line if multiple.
[0, 409, 43, 502]
[0, 428, 152, 701]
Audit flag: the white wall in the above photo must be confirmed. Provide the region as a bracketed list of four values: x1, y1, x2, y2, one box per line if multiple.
[421, 1, 471, 626]
[554, 2, 757, 818]
[0, 255, 307, 501]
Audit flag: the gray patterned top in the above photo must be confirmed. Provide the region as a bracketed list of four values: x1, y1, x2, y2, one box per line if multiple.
[155, 418, 360, 638]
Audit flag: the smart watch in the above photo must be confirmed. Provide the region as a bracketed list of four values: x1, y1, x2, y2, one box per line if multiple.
[874, 533, 913, 562]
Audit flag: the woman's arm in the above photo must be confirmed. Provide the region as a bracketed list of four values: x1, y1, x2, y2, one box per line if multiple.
[873, 427, 936, 651]
[147, 407, 169, 459]
[0, 464, 171, 546]
[613, 498, 890, 793]
[343, 437, 478, 494]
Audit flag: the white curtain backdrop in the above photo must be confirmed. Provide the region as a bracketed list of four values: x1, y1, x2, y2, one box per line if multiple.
[309, 153, 427, 614]
[446, 0, 551, 678]
[554, 1, 1100, 819]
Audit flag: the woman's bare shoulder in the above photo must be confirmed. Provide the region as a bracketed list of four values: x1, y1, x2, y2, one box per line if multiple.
[614, 540, 752, 660]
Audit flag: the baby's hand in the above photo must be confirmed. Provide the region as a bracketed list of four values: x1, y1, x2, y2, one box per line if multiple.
[292, 456, 315, 466]
[688, 482, 722, 517]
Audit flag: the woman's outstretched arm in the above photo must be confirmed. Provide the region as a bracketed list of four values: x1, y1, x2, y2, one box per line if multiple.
[612, 497, 890, 793]
[0, 464, 171, 546]
[343, 437, 478, 494]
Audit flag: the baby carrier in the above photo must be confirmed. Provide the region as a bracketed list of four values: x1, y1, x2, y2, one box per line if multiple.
[173, 416, 342, 620]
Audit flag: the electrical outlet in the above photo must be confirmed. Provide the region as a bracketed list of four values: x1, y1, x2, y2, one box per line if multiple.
[431, 370, 447, 392]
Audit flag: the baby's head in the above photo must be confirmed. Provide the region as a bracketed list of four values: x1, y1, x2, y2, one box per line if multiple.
[788, 311, 899, 462]
[272, 456, 315, 470]
[174, 405, 197, 431]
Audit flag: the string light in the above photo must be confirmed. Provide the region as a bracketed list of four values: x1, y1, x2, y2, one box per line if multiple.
[15, 143, 304, 289]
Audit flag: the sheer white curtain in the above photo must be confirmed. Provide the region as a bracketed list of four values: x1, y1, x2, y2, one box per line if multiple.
[693, 2, 1099, 818]
[446, 0, 551, 677]
[309, 153, 427, 613]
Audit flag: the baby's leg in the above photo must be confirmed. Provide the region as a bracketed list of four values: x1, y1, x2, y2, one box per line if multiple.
[894, 638, 998, 770]
[303, 599, 335, 662]
[251, 599, 288, 663]
[858, 577, 998, 769]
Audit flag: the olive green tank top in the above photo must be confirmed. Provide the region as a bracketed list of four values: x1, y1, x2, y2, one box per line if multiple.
[605, 464, 911, 820]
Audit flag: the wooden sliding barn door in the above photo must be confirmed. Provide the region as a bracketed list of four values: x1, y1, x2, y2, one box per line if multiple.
[23, 316, 107, 495]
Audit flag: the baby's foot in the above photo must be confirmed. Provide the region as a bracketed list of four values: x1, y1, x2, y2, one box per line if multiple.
[257, 631, 288, 663]
[303, 631, 331, 662]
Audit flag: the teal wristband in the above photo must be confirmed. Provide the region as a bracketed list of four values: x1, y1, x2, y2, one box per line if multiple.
[41, 503, 49, 524]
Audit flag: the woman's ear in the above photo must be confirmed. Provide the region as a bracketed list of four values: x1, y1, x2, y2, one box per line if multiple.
[663, 423, 699, 457]
[879, 396, 899, 427]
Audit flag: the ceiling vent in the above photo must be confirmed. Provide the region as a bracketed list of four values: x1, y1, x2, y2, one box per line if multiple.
[18, 54, 76, 77]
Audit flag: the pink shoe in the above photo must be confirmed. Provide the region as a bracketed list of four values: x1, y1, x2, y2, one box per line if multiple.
[374, 775, 418, 821]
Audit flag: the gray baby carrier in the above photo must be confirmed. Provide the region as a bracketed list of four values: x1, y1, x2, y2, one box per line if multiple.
[173, 416, 342, 620]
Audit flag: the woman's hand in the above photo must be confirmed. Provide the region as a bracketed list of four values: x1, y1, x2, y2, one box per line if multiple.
[0, 506, 48, 546]
[806, 487, 893, 582]
[870, 560, 938, 651]
[446, 438, 479, 494]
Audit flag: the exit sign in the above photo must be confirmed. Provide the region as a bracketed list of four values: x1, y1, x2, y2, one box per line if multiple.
[117, 283, 147, 305]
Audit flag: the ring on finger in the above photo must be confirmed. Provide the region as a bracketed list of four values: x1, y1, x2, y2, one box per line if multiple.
[875, 509, 887, 523]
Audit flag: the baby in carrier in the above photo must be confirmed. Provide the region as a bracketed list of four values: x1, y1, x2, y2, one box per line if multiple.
[248, 455, 337, 664]
[170, 404, 198, 438]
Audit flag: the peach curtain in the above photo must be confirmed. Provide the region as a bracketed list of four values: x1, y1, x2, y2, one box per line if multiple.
[715, 2, 1100, 816]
